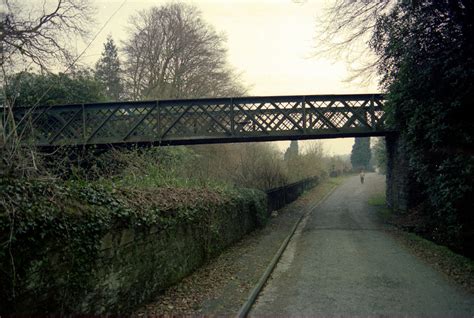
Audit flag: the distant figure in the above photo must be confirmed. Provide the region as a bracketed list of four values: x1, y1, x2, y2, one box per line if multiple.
[360, 169, 365, 184]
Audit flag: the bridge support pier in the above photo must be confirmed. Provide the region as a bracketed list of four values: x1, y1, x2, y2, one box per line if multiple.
[385, 133, 419, 212]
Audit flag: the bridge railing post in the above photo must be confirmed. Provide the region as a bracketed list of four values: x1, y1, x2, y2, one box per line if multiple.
[82, 103, 86, 144]
[157, 100, 162, 142]
[370, 95, 376, 131]
[302, 96, 307, 132]
[230, 98, 235, 136]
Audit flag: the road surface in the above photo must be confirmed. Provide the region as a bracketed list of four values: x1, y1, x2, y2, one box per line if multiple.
[251, 173, 474, 316]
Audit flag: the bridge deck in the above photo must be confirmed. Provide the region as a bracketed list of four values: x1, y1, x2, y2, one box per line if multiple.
[5, 94, 389, 148]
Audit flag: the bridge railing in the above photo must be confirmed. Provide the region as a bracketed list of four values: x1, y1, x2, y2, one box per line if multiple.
[266, 176, 320, 213]
[3, 94, 386, 148]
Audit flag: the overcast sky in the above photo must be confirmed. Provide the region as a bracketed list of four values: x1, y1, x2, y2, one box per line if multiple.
[80, 0, 379, 155]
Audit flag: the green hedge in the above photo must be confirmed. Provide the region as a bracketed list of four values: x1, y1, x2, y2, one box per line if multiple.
[0, 178, 266, 314]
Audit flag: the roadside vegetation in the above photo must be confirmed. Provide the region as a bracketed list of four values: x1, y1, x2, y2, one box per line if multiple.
[323, 1, 474, 257]
[37, 141, 347, 192]
[371, 138, 387, 174]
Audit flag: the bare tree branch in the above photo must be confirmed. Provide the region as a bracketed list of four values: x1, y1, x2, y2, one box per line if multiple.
[122, 3, 246, 100]
[1, 0, 94, 71]
[313, 0, 395, 84]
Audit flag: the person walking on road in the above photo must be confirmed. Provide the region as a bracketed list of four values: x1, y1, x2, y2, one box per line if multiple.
[360, 169, 365, 184]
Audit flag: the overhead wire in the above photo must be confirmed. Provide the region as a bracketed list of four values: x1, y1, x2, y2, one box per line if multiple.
[8, 0, 128, 143]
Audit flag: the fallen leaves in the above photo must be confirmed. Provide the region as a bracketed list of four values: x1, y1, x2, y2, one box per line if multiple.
[134, 182, 334, 316]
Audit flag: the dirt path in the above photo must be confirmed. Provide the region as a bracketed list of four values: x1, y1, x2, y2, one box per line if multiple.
[251, 173, 474, 316]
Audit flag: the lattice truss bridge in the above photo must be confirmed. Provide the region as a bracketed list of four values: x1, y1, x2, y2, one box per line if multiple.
[3, 94, 388, 148]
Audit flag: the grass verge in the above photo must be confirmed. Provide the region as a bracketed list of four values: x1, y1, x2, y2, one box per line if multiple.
[368, 192, 474, 294]
[368, 192, 386, 206]
[368, 192, 393, 222]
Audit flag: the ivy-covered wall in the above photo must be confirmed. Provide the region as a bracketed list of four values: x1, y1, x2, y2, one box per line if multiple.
[0, 178, 267, 314]
[386, 133, 410, 211]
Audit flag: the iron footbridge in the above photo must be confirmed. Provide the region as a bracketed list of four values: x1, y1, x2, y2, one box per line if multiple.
[4, 94, 389, 149]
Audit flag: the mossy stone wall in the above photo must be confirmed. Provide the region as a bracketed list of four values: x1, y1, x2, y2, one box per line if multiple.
[0, 179, 266, 314]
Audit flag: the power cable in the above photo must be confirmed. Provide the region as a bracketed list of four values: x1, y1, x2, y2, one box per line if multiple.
[8, 0, 128, 142]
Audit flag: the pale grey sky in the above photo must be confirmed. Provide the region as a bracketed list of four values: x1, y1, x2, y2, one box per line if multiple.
[80, 0, 379, 155]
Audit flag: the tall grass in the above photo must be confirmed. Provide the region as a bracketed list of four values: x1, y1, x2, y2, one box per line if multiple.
[76, 142, 350, 192]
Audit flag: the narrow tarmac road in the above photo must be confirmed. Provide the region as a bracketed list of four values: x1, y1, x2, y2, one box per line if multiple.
[251, 173, 474, 316]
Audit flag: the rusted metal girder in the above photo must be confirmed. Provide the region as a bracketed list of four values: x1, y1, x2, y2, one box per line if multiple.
[4, 94, 390, 149]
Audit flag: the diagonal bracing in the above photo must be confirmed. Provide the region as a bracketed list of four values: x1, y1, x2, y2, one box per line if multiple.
[3, 94, 389, 148]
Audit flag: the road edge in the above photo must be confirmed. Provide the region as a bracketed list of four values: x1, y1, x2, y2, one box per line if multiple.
[236, 180, 341, 318]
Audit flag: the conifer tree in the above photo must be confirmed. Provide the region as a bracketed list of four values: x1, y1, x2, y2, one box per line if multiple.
[350, 137, 371, 171]
[95, 36, 122, 101]
[284, 140, 299, 161]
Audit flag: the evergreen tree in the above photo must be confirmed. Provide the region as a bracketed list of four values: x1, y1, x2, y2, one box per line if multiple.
[95, 36, 122, 101]
[371, 2, 474, 252]
[372, 138, 386, 174]
[284, 140, 299, 161]
[350, 137, 371, 171]
[5, 70, 107, 107]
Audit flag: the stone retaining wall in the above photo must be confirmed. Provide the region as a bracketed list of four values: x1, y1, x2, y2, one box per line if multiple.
[386, 133, 420, 212]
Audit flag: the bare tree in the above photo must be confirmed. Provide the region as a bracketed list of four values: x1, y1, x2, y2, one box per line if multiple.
[1, 0, 94, 71]
[122, 2, 246, 100]
[1, 0, 94, 177]
[314, 0, 394, 83]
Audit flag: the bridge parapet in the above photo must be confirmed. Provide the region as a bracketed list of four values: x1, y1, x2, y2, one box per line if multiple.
[4, 94, 388, 148]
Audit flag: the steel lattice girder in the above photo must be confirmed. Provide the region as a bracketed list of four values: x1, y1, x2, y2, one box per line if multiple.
[4, 94, 390, 149]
